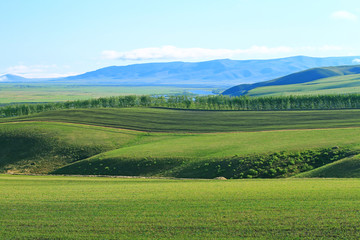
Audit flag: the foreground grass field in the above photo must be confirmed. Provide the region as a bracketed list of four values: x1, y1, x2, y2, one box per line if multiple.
[1, 175, 359, 239]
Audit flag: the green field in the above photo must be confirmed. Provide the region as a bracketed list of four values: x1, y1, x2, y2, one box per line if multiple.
[1, 175, 360, 239]
[248, 74, 360, 96]
[0, 84, 218, 104]
[2, 103, 360, 239]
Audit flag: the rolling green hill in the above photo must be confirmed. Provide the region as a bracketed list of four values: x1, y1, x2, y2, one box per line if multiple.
[2, 107, 360, 178]
[0, 122, 143, 173]
[296, 154, 360, 178]
[53, 128, 358, 178]
[223, 65, 360, 96]
[247, 74, 360, 96]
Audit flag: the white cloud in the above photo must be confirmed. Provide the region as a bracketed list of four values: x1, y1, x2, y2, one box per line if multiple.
[3, 64, 77, 78]
[101, 45, 293, 61]
[0, 76, 8, 82]
[102, 45, 355, 62]
[331, 10, 358, 21]
[353, 58, 360, 63]
[318, 45, 345, 51]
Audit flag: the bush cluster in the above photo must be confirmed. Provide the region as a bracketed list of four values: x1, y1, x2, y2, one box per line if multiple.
[176, 148, 353, 179]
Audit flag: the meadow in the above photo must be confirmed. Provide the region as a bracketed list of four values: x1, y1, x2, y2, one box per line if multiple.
[0, 83, 217, 104]
[1, 96, 360, 239]
[1, 175, 360, 240]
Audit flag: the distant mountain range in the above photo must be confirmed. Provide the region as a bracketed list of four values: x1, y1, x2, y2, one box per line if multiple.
[1, 56, 360, 87]
[222, 65, 360, 96]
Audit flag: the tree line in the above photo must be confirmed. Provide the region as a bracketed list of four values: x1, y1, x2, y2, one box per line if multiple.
[2, 94, 360, 117]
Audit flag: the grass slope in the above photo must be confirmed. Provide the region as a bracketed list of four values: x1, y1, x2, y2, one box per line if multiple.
[248, 74, 360, 96]
[79, 128, 360, 159]
[0, 122, 144, 174]
[1, 175, 360, 239]
[223, 65, 360, 96]
[53, 127, 359, 178]
[296, 154, 360, 178]
[3, 108, 360, 132]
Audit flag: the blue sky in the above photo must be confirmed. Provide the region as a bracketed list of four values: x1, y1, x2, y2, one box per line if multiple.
[1, 0, 360, 77]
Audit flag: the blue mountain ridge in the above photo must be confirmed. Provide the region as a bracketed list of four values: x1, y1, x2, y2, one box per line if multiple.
[1, 56, 360, 87]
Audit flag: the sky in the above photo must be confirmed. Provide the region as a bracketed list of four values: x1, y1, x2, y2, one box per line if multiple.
[1, 0, 360, 78]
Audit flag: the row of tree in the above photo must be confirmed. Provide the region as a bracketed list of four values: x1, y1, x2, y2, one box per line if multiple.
[2, 94, 360, 117]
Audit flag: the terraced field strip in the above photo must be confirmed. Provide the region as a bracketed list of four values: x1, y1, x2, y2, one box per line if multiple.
[3, 108, 360, 132]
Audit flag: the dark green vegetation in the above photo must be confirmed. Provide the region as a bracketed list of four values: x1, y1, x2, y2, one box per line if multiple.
[2, 107, 360, 178]
[3, 94, 360, 119]
[296, 154, 360, 178]
[1, 175, 360, 239]
[223, 65, 360, 96]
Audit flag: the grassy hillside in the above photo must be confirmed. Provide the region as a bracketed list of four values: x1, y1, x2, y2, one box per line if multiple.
[2, 108, 360, 178]
[2, 175, 360, 239]
[4, 108, 360, 132]
[3, 121, 360, 177]
[248, 74, 360, 96]
[223, 65, 360, 96]
[296, 154, 360, 178]
[52, 127, 359, 178]
[0, 122, 145, 173]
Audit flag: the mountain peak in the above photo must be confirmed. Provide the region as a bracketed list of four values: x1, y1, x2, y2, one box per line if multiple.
[0, 74, 27, 82]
